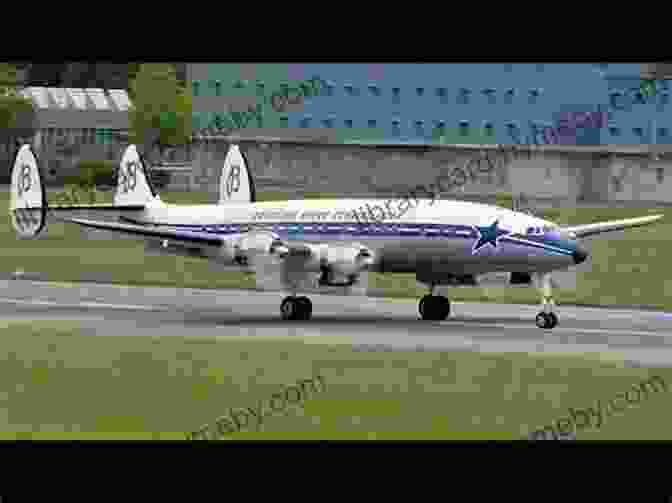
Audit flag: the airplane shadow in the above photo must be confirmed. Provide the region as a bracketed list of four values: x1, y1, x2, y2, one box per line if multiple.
[171, 311, 531, 329]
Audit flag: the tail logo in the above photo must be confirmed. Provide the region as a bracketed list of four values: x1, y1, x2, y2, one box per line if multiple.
[119, 161, 138, 194]
[17, 164, 32, 197]
[226, 165, 241, 197]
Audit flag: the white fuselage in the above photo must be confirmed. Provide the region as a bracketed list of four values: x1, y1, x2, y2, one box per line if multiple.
[130, 198, 578, 275]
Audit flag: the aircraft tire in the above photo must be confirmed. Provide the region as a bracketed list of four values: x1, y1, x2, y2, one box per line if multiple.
[535, 312, 558, 329]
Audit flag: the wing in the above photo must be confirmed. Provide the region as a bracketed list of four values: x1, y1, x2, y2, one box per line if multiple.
[563, 214, 664, 238]
[60, 217, 288, 265]
[63, 217, 373, 295]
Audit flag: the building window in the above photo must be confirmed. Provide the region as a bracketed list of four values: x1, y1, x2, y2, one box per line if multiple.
[504, 88, 515, 105]
[192, 81, 200, 97]
[324, 81, 335, 97]
[301, 115, 312, 128]
[392, 119, 401, 137]
[506, 122, 520, 143]
[610, 91, 625, 110]
[435, 120, 446, 138]
[233, 79, 246, 89]
[436, 87, 447, 104]
[504, 64, 513, 73]
[214, 80, 222, 97]
[458, 88, 470, 105]
[280, 115, 289, 128]
[633, 127, 644, 138]
[322, 117, 333, 128]
[344, 84, 356, 96]
[609, 126, 620, 137]
[368, 83, 380, 96]
[414, 120, 424, 136]
[528, 88, 541, 105]
[658, 127, 668, 139]
[459, 120, 469, 136]
[483, 88, 496, 105]
[484, 122, 494, 136]
[392, 87, 400, 104]
[344, 119, 353, 128]
[536, 64, 545, 72]
[255, 81, 265, 97]
[416, 87, 424, 97]
[368, 119, 377, 129]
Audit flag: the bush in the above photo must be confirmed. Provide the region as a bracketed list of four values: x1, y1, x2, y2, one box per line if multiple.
[74, 160, 116, 189]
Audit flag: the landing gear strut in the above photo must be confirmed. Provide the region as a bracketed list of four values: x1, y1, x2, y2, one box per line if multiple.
[418, 284, 451, 321]
[535, 273, 558, 329]
[280, 296, 313, 321]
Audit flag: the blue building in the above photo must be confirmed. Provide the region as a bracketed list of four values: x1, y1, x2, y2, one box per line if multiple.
[188, 63, 671, 146]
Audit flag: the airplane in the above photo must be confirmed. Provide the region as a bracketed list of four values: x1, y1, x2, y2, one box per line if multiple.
[9, 143, 664, 329]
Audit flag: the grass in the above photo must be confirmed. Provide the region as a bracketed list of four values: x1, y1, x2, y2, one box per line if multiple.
[2, 321, 671, 440]
[2, 189, 671, 310]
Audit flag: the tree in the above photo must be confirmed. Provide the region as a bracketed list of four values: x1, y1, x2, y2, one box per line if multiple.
[0, 63, 37, 152]
[128, 64, 192, 164]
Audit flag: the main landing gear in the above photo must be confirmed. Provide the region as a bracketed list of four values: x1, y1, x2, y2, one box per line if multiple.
[280, 296, 313, 321]
[418, 284, 451, 321]
[535, 273, 559, 329]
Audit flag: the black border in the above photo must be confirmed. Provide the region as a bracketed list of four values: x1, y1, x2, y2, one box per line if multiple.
[3, 441, 672, 491]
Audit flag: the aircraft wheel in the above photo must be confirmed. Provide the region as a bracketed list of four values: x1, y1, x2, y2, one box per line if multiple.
[281, 296, 312, 321]
[281, 297, 299, 320]
[419, 295, 450, 321]
[296, 296, 312, 321]
[535, 312, 558, 329]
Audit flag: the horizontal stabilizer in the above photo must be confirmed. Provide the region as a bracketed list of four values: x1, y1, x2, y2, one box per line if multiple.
[48, 203, 146, 211]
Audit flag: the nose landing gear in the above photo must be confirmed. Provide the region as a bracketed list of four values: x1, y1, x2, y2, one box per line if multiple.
[535, 273, 559, 329]
[280, 296, 313, 321]
[418, 284, 451, 321]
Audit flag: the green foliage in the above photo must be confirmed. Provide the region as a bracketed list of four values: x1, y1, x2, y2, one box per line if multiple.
[76, 159, 116, 188]
[0, 63, 37, 141]
[128, 64, 192, 151]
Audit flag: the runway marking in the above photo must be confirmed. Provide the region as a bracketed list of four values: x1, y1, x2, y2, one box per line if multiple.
[0, 297, 169, 312]
[439, 320, 665, 338]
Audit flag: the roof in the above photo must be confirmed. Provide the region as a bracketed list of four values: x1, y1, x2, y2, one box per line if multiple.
[19, 87, 132, 112]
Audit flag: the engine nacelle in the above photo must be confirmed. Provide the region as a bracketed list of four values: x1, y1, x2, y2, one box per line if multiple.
[294, 243, 374, 286]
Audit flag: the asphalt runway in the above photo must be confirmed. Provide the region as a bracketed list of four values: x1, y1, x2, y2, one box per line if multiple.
[2, 279, 672, 368]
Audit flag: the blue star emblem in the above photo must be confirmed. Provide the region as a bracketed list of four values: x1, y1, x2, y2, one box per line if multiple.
[471, 219, 511, 254]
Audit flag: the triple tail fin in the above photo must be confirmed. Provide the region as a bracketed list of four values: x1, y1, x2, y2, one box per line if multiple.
[9, 144, 47, 239]
[114, 144, 164, 208]
[218, 144, 256, 204]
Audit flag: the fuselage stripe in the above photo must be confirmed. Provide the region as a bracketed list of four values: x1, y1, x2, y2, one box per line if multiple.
[120, 217, 577, 256]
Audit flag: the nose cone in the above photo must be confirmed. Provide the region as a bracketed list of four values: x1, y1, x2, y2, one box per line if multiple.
[573, 244, 589, 264]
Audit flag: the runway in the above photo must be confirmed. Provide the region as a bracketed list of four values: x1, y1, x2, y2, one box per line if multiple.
[2, 279, 672, 367]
